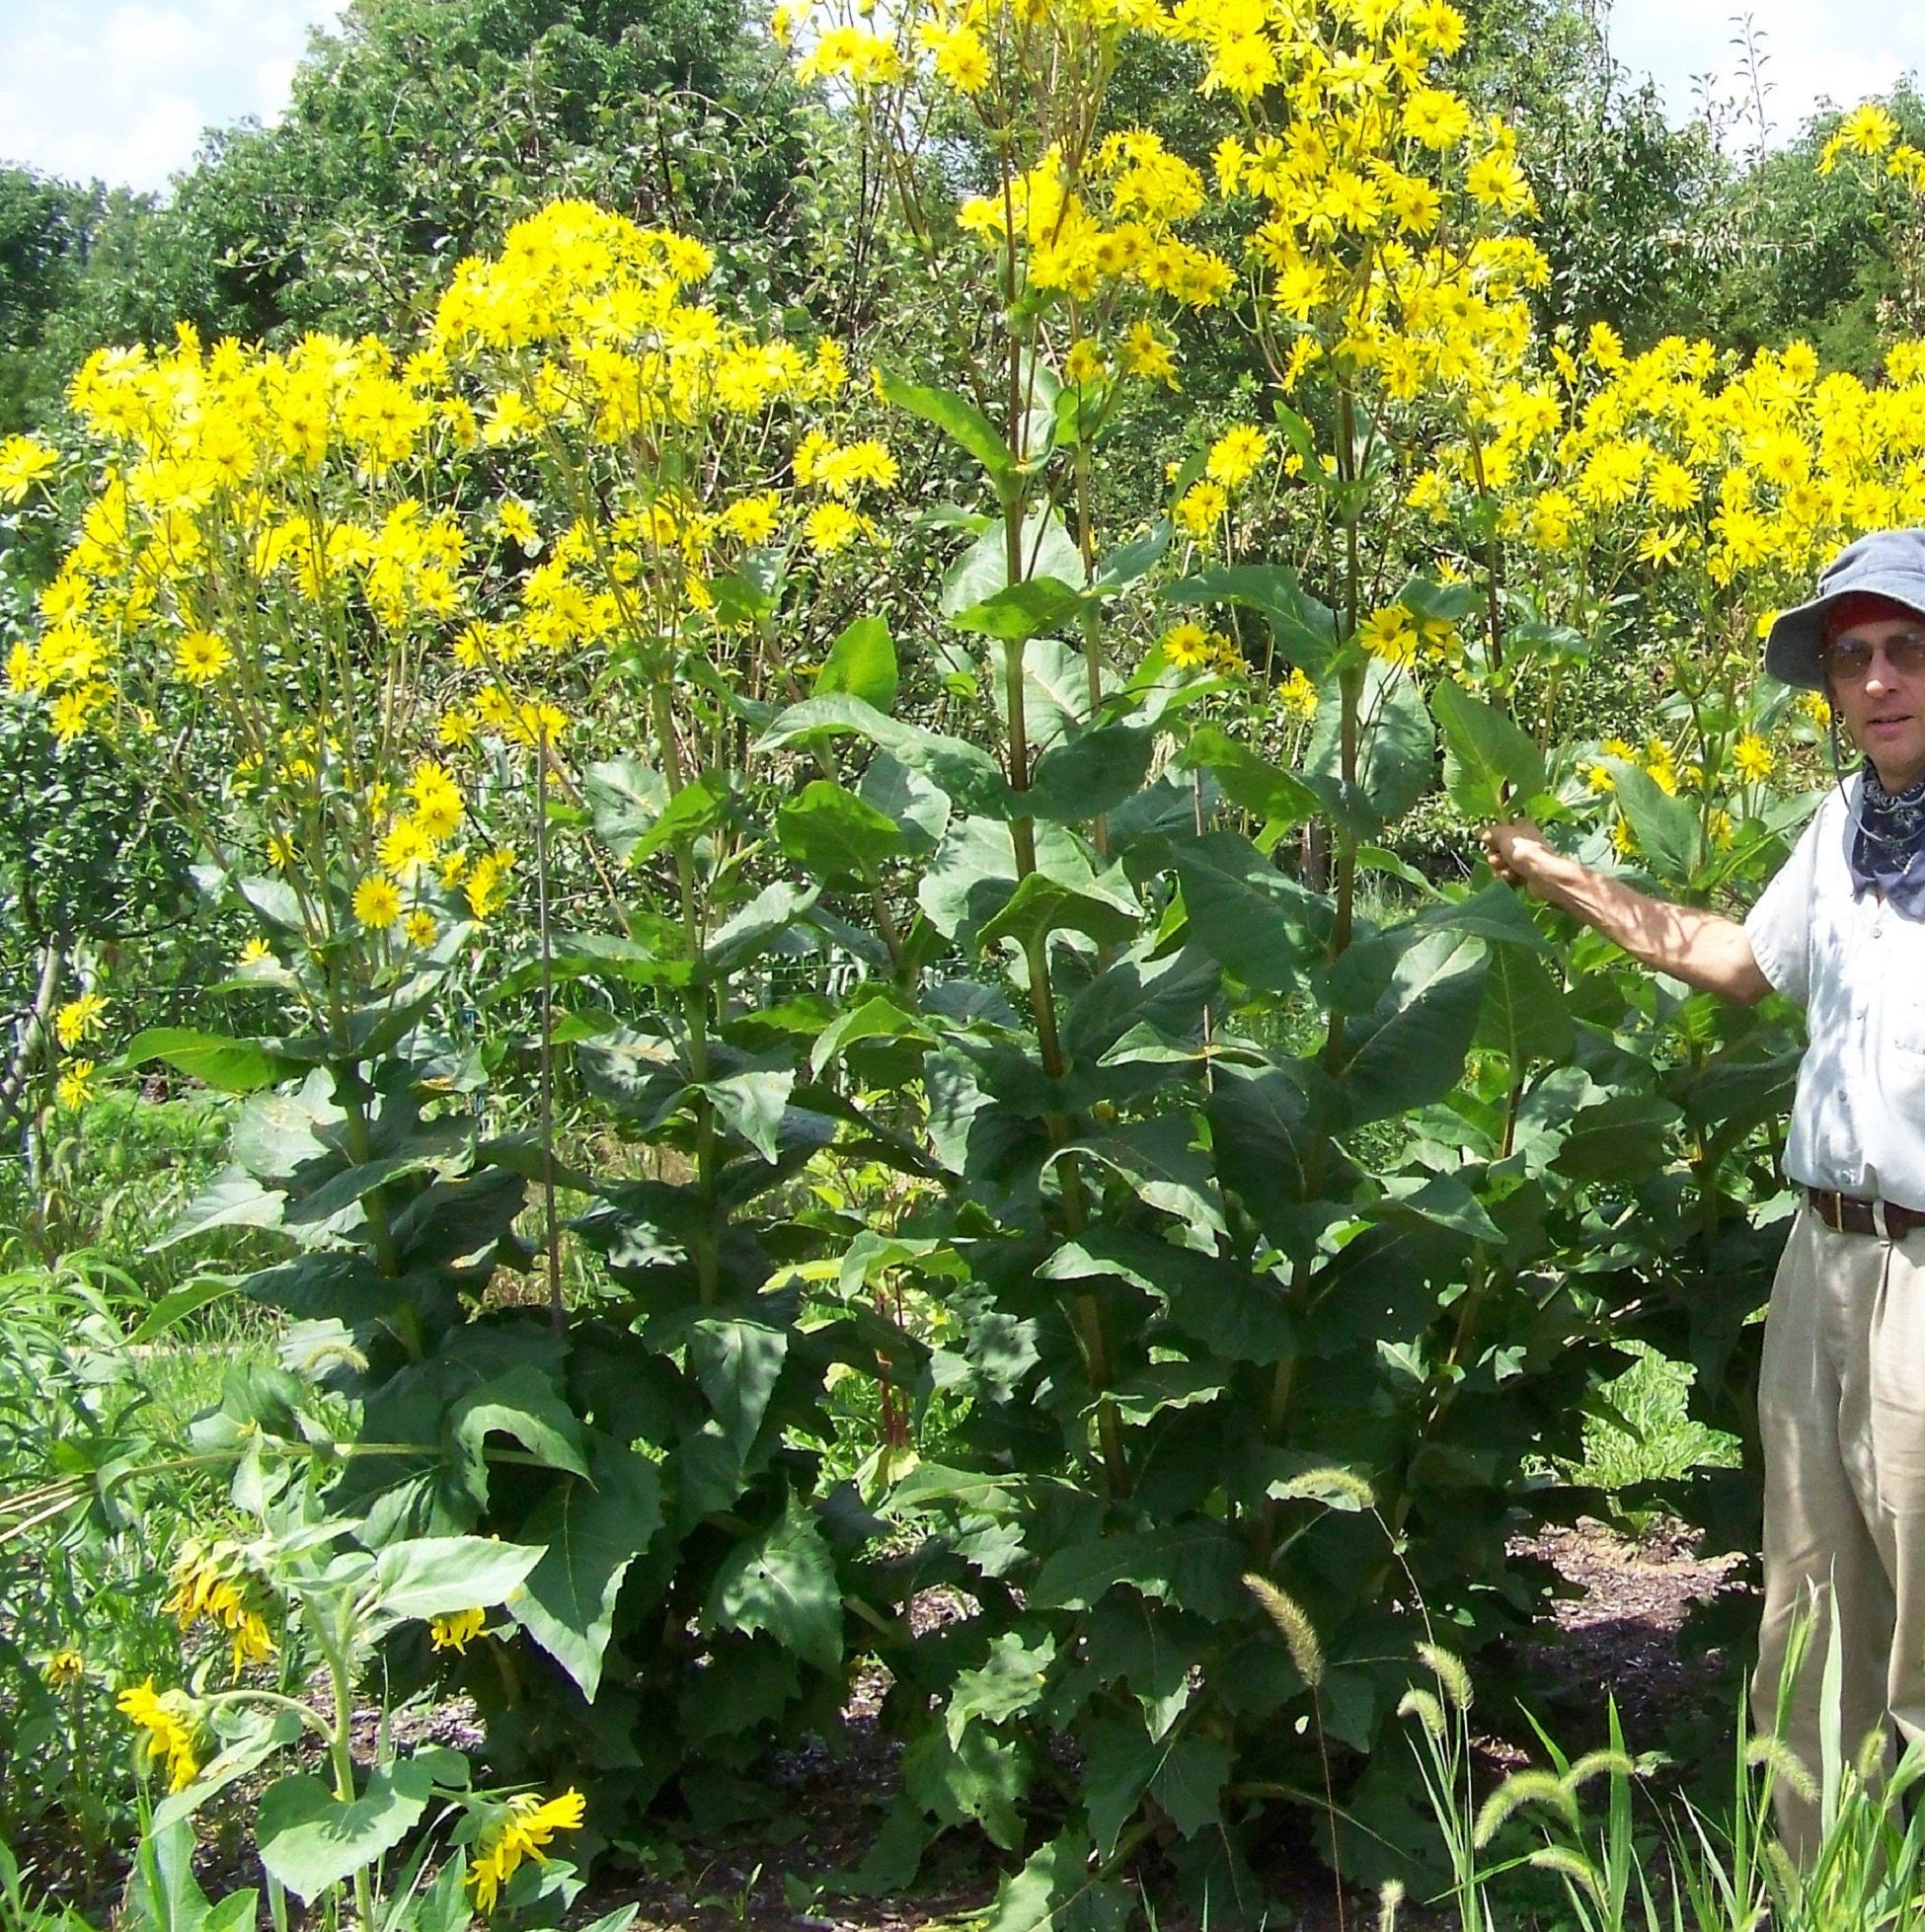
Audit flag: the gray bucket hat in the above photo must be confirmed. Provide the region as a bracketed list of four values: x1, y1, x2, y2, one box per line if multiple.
[1764, 528, 1925, 688]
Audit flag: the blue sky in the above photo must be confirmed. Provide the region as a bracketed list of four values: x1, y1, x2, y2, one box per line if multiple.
[0, 0, 1921, 194]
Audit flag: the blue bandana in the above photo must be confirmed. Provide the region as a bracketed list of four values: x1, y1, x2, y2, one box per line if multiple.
[1851, 764, 1925, 918]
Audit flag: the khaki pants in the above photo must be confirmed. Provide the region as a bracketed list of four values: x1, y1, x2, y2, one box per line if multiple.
[1754, 1205, 1925, 1856]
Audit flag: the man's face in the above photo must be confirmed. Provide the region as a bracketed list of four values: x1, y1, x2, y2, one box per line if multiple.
[1825, 613, 1925, 793]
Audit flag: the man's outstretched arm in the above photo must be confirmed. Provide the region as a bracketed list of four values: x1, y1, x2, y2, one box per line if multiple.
[1484, 819, 1773, 1005]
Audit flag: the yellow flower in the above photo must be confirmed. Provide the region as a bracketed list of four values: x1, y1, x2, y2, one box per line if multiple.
[1064, 339, 1109, 386]
[352, 876, 403, 930]
[498, 499, 540, 552]
[1120, 321, 1178, 387]
[1205, 425, 1270, 490]
[1160, 621, 1216, 670]
[466, 848, 516, 919]
[1357, 606, 1419, 667]
[56, 1059, 96, 1110]
[430, 1607, 488, 1653]
[238, 938, 274, 968]
[42, 1650, 84, 1689]
[117, 1680, 201, 1793]
[174, 630, 231, 684]
[804, 502, 863, 556]
[165, 1538, 276, 1679]
[55, 991, 108, 1049]
[0, 434, 57, 503]
[1732, 732, 1774, 784]
[403, 910, 439, 949]
[1175, 480, 1228, 536]
[1276, 668, 1318, 722]
[466, 1790, 586, 1915]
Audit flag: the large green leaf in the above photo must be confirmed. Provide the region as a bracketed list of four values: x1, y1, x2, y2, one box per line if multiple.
[1027, 724, 1154, 821]
[1164, 566, 1339, 675]
[1174, 831, 1332, 991]
[1474, 944, 1573, 1068]
[776, 780, 905, 883]
[1336, 929, 1489, 1126]
[1432, 676, 1547, 820]
[256, 1759, 436, 1902]
[630, 772, 731, 861]
[118, 1029, 294, 1095]
[707, 1493, 842, 1673]
[941, 507, 1085, 617]
[1151, 1732, 1233, 1838]
[1307, 657, 1435, 831]
[952, 577, 1086, 643]
[153, 1167, 285, 1250]
[582, 757, 667, 863]
[697, 1068, 794, 1162]
[903, 1723, 1028, 1849]
[1031, 1521, 1245, 1620]
[945, 1631, 1057, 1743]
[453, 1363, 591, 1492]
[511, 1437, 663, 1700]
[813, 614, 898, 714]
[879, 370, 1013, 483]
[1206, 1064, 1322, 1219]
[1607, 759, 1706, 884]
[687, 1318, 790, 1461]
[1177, 724, 1320, 828]
[368, 1535, 546, 1624]
[975, 871, 1140, 954]
[756, 694, 1015, 816]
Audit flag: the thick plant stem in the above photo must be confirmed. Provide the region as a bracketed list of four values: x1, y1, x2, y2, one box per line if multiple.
[533, 725, 564, 1331]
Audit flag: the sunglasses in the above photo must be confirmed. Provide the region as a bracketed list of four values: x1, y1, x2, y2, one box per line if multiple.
[1821, 632, 1925, 681]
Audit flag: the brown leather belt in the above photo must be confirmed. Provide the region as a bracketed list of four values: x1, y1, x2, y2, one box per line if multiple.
[1806, 1187, 1925, 1240]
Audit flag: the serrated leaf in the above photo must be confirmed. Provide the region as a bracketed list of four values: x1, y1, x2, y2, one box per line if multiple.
[453, 1363, 591, 1486]
[256, 1760, 434, 1902]
[1607, 759, 1706, 883]
[368, 1536, 545, 1624]
[511, 1438, 663, 1699]
[879, 370, 1012, 482]
[582, 757, 668, 863]
[975, 871, 1140, 954]
[1178, 724, 1320, 827]
[153, 1167, 285, 1250]
[1475, 944, 1573, 1068]
[707, 1493, 842, 1673]
[1336, 929, 1488, 1126]
[952, 576, 1086, 642]
[945, 1631, 1058, 1744]
[1027, 724, 1154, 821]
[1174, 830, 1332, 991]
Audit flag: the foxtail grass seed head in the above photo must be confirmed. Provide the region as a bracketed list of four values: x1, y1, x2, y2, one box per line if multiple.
[1242, 1573, 1323, 1688]
[1376, 1879, 1404, 1932]
[1473, 1769, 1580, 1850]
[1416, 1641, 1472, 1715]
[1744, 1732, 1821, 1806]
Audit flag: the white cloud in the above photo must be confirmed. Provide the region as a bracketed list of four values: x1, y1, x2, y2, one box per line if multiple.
[0, 0, 343, 193]
[1606, 0, 1925, 143]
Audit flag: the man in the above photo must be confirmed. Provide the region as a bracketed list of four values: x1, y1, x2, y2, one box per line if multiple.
[1486, 527, 1925, 1854]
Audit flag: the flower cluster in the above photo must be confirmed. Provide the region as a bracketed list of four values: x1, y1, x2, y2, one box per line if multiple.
[163, 1536, 278, 1679]
[116, 1679, 203, 1792]
[465, 1788, 586, 1913]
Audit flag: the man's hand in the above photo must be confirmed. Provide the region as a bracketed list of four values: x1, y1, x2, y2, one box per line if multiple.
[1483, 818, 1563, 895]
